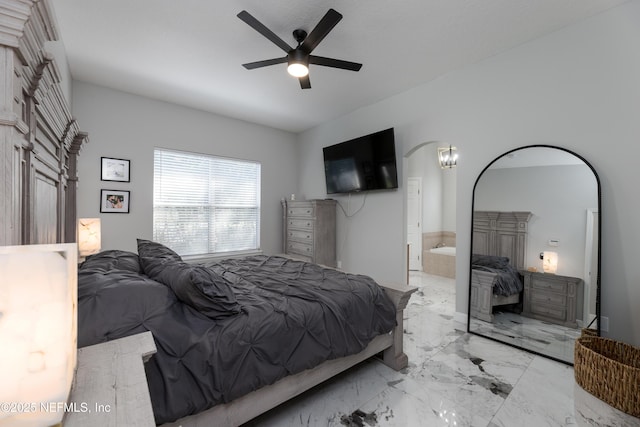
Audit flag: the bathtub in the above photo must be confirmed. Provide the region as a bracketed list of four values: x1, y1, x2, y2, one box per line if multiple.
[423, 246, 456, 278]
[430, 246, 456, 256]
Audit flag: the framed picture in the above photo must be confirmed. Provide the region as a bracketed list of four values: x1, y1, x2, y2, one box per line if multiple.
[101, 157, 130, 182]
[100, 189, 130, 213]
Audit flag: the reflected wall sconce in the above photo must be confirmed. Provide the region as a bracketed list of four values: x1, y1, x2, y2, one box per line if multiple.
[0, 243, 77, 426]
[542, 251, 558, 274]
[77, 218, 101, 258]
[438, 145, 458, 168]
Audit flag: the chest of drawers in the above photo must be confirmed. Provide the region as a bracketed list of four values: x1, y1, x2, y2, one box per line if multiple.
[521, 270, 584, 327]
[283, 199, 336, 267]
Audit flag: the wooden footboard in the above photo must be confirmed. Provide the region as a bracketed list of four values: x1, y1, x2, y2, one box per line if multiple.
[378, 280, 418, 370]
[470, 269, 519, 322]
[470, 269, 496, 322]
[161, 281, 416, 427]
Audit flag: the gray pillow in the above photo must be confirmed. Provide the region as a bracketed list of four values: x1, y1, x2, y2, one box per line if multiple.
[80, 249, 143, 274]
[137, 238, 183, 277]
[137, 239, 241, 319]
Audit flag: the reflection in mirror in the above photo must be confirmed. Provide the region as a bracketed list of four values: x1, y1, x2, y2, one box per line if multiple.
[468, 146, 600, 364]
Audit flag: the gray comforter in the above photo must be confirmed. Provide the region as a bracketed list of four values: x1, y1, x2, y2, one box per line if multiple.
[77, 240, 396, 424]
[471, 254, 523, 296]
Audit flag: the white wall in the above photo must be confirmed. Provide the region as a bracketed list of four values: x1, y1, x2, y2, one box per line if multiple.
[73, 82, 298, 255]
[297, 1, 640, 346]
[298, 123, 405, 282]
[407, 143, 457, 235]
[441, 168, 456, 233]
[408, 143, 441, 232]
[475, 164, 598, 279]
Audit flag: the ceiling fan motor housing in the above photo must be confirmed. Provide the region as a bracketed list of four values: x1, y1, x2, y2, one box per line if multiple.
[293, 29, 308, 45]
[288, 48, 309, 66]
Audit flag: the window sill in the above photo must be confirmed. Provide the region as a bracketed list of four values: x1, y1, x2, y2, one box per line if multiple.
[182, 249, 263, 265]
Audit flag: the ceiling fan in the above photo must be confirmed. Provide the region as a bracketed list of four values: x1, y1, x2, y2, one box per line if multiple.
[237, 9, 362, 89]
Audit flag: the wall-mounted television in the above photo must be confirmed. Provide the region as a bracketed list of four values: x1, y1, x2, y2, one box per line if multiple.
[323, 128, 398, 194]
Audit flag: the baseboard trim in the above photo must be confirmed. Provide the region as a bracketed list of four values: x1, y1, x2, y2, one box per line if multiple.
[454, 311, 468, 331]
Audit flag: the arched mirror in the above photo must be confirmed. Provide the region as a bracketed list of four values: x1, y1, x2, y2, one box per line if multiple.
[467, 145, 600, 364]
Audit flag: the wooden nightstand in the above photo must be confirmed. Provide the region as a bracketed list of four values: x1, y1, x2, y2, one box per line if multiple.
[64, 332, 157, 426]
[521, 271, 584, 327]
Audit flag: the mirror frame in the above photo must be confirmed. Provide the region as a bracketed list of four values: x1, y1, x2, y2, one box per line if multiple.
[467, 144, 601, 365]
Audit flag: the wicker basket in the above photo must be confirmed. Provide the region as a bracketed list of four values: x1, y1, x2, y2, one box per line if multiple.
[574, 335, 640, 417]
[580, 327, 599, 338]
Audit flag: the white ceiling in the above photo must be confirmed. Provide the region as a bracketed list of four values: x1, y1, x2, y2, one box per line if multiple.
[51, 0, 626, 133]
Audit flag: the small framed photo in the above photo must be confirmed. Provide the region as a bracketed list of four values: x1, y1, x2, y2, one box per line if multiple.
[100, 189, 130, 213]
[101, 157, 130, 182]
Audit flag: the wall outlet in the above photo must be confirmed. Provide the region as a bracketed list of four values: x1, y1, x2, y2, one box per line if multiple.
[337, 260, 342, 269]
[600, 316, 609, 332]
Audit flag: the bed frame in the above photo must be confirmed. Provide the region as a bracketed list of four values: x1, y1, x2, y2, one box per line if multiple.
[470, 211, 532, 322]
[162, 279, 416, 427]
[0, 0, 89, 247]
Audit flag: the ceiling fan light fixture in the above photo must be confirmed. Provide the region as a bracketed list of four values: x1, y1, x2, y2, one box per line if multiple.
[287, 50, 309, 77]
[287, 62, 309, 77]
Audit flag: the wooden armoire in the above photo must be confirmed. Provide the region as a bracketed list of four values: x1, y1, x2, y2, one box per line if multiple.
[0, 0, 88, 246]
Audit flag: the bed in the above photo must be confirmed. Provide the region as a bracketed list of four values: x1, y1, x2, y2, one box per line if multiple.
[78, 239, 416, 426]
[469, 211, 532, 322]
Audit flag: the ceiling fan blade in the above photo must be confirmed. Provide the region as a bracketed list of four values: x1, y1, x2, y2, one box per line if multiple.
[309, 55, 362, 71]
[300, 9, 342, 53]
[238, 10, 293, 53]
[242, 57, 287, 70]
[299, 75, 311, 89]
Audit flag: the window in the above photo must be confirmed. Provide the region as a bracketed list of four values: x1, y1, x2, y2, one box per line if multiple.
[153, 149, 261, 256]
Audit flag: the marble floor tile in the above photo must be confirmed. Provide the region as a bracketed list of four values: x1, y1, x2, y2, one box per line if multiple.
[469, 311, 580, 363]
[243, 359, 403, 427]
[244, 272, 639, 427]
[356, 382, 492, 427]
[489, 356, 576, 427]
[405, 334, 534, 422]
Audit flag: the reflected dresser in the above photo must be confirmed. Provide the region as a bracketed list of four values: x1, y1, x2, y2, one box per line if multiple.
[521, 270, 584, 328]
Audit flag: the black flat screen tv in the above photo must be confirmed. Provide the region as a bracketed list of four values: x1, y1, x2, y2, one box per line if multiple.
[323, 128, 398, 194]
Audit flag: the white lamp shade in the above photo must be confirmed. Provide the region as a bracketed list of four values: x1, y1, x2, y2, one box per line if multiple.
[542, 251, 559, 274]
[78, 218, 101, 256]
[0, 244, 77, 427]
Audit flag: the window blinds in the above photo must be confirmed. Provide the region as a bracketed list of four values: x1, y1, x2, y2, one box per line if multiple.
[153, 149, 261, 256]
